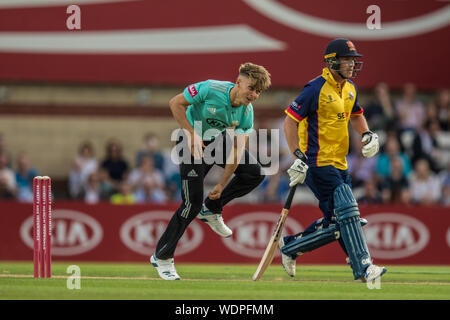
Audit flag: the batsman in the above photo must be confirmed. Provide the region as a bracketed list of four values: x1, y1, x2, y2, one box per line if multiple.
[279, 38, 387, 282]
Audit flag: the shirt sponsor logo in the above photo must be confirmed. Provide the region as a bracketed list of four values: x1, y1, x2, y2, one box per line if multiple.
[188, 85, 198, 98]
[206, 118, 227, 129]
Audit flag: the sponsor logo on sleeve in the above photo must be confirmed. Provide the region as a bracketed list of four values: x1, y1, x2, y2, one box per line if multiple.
[290, 101, 299, 109]
[188, 85, 199, 98]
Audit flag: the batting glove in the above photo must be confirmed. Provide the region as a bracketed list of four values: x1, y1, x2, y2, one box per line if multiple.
[287, 159, 309, 187]
[361, 131, 379, 158]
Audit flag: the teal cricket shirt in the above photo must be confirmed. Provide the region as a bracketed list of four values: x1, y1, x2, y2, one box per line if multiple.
[183, 80, 254, 141]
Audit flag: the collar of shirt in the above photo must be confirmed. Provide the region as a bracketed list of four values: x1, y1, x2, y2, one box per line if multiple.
[321, 68, 347, 94]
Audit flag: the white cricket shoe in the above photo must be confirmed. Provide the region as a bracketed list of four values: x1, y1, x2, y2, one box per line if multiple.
[150, 254, 181, 280]
[197, 205, 232, 238]
[362, 264, 387, 282]
[278, 237, 296, 277]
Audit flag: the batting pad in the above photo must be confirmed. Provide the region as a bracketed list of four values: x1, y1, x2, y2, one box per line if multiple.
[281, 218, 368, 258]
[334, 183, 371, 280]
[281, 225, 339, 258]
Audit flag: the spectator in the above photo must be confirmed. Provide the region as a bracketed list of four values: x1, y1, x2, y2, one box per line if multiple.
[82, 172, 102, 204]
[425, 101, 439, 124]
[69, 141, 98, 199]
[128, 156, 167, 203]
[395, 83, 426, 132]
[97, 168, 115, 200]
[363, 82, 395, 131]
[161, 150, 182, 202]
[101, 138, 129, 189]
[411, 119, 443, 172]
[110, 181, 135, 205]
[358, 177, 382, 204]
[0, 151, 16, 199]
[435, 88, 449, 131]
[165, 171, 182, 202]
[135, 132, 165, 172]
[409, 158, 442, 205]
[380, 156, 410, 204]
[15, 152, 38, 203]
[376, 133, 412, 180]
[134, 176, 167, 203]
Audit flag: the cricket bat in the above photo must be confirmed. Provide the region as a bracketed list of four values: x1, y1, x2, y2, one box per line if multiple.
[252, 185, 297, 281]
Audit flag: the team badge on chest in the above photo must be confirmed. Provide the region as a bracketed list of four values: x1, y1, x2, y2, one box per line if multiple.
[349, 91, 354, 100]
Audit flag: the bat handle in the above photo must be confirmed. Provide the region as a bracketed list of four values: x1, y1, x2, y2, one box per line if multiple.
[283, 185, 297, 210]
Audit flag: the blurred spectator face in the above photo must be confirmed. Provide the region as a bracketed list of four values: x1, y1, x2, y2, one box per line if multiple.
[403, 83, 416, 102]
[385, 137, 399, 157]
[17, 153, 29, 171]
[145, 133, 160, 151]
[107, 140, 122, 160]
[437, 89, 449, 108]
[80, 143, 94, 158]
[415, 159, 430, 179]
[364, 179, 377, 197]
[426, 102, 438, 120]
[427, 119, 441, 136]
[400, 189, 411, 204]
[391, 157, 404, 178]
[120, 182, 132, 195]
[98, 168, 109, 181]
[140, 156, 154, 172]
[87, 172, 100, 187]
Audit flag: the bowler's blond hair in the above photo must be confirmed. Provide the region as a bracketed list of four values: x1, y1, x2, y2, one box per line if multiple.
[238, 62, 271, 92]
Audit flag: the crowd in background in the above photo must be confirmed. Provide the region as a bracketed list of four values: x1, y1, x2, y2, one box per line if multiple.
[0, 84, 448, 206]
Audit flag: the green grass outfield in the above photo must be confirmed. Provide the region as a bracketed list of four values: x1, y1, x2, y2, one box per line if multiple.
[1, 261, 449, 300]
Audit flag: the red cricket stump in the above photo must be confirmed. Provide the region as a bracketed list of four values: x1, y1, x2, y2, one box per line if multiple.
[32, 178, 40, 278]
[33, 176, 52, 278]
[46, 177, 52, 278]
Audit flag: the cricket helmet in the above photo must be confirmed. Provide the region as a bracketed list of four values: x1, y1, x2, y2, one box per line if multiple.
[324, 38, 363, 78]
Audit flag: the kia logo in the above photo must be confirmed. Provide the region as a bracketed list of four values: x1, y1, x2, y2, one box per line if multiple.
[120, 211, 203, 256]
[20, 209, 103, 256]
[222, 212, 303, 258]
[364, 213, 430, 259]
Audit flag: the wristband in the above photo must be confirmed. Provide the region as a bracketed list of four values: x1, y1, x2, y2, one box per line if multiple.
[293, 149, 307, 162]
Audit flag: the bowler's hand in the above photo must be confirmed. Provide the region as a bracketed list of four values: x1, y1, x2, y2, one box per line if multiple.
[189, 130, 205, 160]
[208, 184, 224, 200]
[287, 159, 308, 187]
[361, 131, 379, 158]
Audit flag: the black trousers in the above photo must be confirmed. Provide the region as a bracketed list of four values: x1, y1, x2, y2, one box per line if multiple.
[155, 134, 264, 259]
